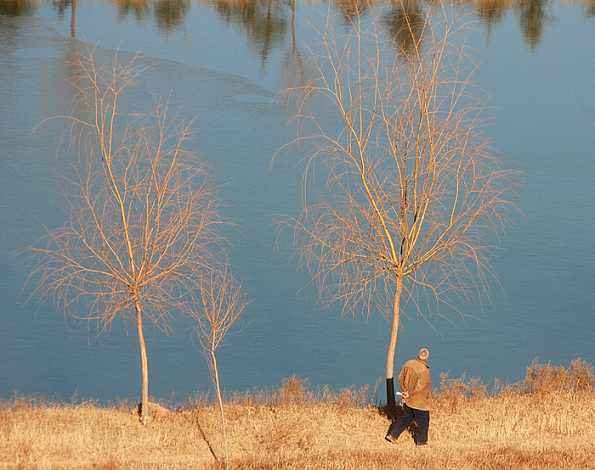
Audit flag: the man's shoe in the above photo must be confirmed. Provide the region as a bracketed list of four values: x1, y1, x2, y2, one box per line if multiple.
[385, 434, 397, 444]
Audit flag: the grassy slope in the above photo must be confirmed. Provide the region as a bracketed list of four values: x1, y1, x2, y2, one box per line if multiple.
[1, 362, 594, 469]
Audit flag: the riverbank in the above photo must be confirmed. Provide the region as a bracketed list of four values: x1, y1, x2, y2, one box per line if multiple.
[1, 360, 593, 469]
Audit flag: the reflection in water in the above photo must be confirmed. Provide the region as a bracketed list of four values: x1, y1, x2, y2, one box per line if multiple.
[383, 0, 425, 57]
[1, 0, 592, 69]
[154, 0, 190, 31]
[52, 0, 77, 38]
[516, 0, 550, 49]
[205, 0, 288, 70]
[0, 1, 37, 51]
[90, 0, 594, 55]
[0, 0, 38, 16]
[334, 0, 374, 22]
[115, 0, 150, 21]
[52, 0, 71, 16]
[282, 0, 307, 89]
[475, 0, 512, 42]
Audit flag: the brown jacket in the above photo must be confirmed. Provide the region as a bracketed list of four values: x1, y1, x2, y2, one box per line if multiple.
[399, 358, 432, 411]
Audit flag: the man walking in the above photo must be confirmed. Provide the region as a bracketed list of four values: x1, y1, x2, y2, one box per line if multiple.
[385, 347, 432, 446]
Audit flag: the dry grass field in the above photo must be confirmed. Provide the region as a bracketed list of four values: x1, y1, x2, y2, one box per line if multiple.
[1, 360, 593, 469]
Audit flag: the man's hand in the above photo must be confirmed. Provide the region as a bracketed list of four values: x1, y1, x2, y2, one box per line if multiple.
[402, 391, 409, 399]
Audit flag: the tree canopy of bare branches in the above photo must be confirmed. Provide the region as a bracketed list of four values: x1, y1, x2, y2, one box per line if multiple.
[186, 265, 247, 468]
[29, 51, 222, 423]
[284, 4, 516, 406]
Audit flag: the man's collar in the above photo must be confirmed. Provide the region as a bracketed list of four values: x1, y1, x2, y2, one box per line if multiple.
[416, 358, 430, 368]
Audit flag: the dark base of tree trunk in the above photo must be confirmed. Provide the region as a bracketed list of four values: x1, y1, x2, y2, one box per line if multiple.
[136, 401, 170, 421]
[386, 378, 396, 407]
[383, 378, 399, 420]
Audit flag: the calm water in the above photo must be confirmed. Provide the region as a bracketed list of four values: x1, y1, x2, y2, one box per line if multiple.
[1, 0, 594, 403]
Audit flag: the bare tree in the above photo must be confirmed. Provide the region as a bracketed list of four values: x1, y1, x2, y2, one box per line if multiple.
[283, 4, 515, 408]
[187, 265, 247, 469]
[29, 52, 221, 424]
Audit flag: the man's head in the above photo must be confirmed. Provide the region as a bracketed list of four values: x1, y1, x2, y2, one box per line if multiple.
[418, 347, 430, 361]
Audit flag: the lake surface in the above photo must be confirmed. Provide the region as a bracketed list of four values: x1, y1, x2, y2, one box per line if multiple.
[1, 0, 594, 403]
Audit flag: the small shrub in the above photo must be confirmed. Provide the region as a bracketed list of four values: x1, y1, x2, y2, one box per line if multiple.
[522, 358, 594, 394]
[278, 376, 311, 404]
[435, 372, 488, 412]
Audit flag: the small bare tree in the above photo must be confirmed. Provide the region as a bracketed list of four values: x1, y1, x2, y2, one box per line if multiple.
[187, 265, 247, 469]
[29, 52, 221, 424]
[284, 4, 515, 407]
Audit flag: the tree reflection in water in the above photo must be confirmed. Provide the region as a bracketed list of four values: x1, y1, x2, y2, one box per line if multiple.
[334, 0, 374, 22]
[516, 0, 550, 50]
[0, 0, 38, 17]
[154, 0, 190, 32]
[2, 1, 593, 69]
[206, 0, 288, 71]
[474, 0, 512, 43]
[115, 0, 150, 21]
[383, 0, 425, 58]
[52, 0, 71, 17]
[282, 0, 309, 89]
[52, 0, 77, 37]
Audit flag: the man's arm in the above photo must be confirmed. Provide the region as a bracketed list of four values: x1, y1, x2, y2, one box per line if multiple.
[399, 365, 418, 399]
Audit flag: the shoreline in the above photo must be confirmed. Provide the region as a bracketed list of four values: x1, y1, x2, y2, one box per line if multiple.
[1, 359, 593, 469]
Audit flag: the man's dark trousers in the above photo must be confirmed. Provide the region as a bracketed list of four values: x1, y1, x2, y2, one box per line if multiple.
[387, 403, 429, 445]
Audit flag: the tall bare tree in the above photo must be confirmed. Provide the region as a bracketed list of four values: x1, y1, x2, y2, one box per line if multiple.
[284, 4, 515, 407]
[187, 264, 246, 469]
[29, 52, 221, 423]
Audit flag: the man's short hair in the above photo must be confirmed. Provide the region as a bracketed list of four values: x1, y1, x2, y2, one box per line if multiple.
[418, 347, 430, 360]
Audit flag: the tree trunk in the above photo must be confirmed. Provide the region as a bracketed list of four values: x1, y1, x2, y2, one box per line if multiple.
[70, 0, 77, 38]
[135, 299, 150, 425]
[210, 349, 229, 469]
[385, 277, 403, 407]
[290, 0, 296, 53]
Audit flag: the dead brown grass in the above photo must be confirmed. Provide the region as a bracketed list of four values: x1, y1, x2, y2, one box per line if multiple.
[0, 360, 593, 469]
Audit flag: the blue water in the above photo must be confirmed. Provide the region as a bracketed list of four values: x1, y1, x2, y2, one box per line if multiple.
[0, 0, 593, 403]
